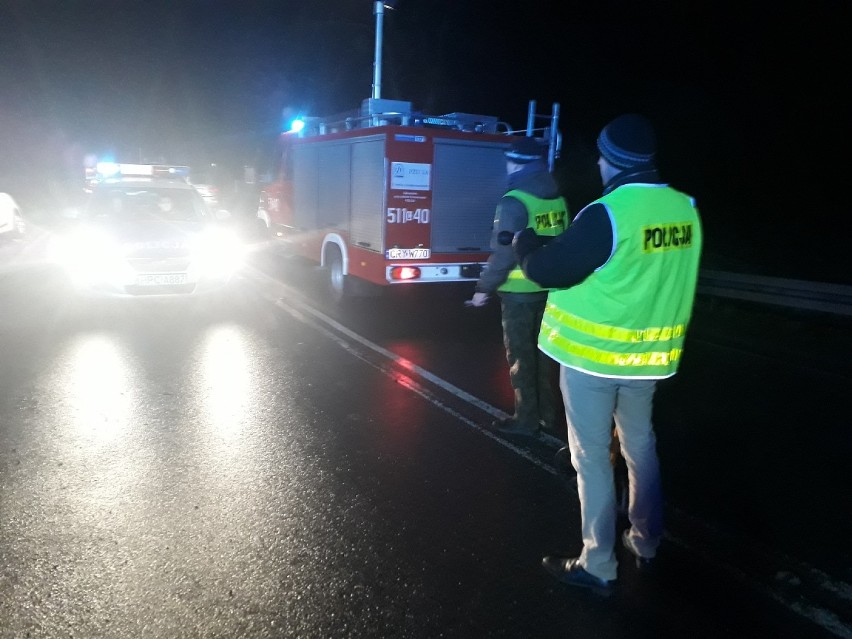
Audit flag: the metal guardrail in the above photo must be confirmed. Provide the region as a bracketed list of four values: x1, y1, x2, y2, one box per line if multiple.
[697, 269, 852, 317]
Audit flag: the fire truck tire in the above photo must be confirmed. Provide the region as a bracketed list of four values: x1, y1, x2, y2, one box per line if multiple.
[325, 246, 350, 303]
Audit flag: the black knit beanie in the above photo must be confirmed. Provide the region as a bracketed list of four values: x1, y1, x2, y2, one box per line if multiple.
[597, 114, 657, 169]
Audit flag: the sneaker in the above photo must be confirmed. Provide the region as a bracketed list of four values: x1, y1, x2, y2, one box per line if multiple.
[621, 530, 655, 572]
[491, 417, 539, 437]
[541, 556, 614, 596]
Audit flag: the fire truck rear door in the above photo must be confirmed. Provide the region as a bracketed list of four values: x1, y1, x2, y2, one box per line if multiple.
[431, 138, 509, 254]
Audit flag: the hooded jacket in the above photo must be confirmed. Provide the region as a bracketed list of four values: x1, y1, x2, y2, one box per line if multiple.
[475, 160, 563, 302]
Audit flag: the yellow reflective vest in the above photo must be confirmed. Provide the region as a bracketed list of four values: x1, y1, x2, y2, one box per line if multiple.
[498, 189, 568, 294]
[539, 183, 702, 378]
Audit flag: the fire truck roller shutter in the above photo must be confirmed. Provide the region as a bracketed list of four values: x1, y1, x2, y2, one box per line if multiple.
[293, 141, 351, 231]
[350, 137, 386, 253]
[316, 141, 350, 228]
[431, 138, 509, 253]
[293, 144, 320, 230]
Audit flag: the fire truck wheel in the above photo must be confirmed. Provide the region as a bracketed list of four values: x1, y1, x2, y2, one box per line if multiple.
[325, 246, 349, 304]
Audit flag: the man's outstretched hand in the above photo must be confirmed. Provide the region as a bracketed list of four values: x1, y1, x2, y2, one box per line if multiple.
[465, 292, 489, 307]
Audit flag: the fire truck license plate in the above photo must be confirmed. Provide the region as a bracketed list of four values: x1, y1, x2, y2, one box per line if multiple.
[386, 248, 430, 260]
[136, 273, 188, 286]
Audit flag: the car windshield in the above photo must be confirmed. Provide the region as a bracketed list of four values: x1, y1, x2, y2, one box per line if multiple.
[87, 186, 208, 222]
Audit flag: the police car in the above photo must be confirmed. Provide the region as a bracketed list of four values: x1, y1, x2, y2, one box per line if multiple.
[52, 163, 244, 297]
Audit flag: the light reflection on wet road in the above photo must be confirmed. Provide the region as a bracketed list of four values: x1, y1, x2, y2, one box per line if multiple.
[0, 243, 847, 638]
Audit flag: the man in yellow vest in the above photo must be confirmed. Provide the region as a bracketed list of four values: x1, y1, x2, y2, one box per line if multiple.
[514, 114, 703, 594]
[466, 136, 568, 437]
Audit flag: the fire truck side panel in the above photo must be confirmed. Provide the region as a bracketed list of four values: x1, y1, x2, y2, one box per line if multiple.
[349, 244, 390, 283]
[293, 140, 351, 230]
[431, 138, 509, 254]
[318, 142, 350, 229]
[292, 144, 316, 229]
[350, 136, 386, 255]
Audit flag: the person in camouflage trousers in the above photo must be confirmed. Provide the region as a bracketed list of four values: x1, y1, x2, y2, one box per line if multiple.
[467, 136, 568, 437]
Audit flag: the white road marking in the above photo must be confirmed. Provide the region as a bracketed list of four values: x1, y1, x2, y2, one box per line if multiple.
[250, 269, 852, 639]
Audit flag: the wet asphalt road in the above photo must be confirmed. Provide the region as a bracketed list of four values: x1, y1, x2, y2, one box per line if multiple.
[0, 238, 849, 638]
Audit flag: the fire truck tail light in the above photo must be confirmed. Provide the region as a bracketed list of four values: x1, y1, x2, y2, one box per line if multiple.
[390, 266, 421, 281]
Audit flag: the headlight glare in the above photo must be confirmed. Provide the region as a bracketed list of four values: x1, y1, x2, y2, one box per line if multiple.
[53, 228, 130, 286]
[191, 227, 244, 279]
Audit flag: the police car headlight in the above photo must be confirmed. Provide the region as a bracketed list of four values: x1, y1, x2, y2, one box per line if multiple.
[51, 228, 130, 285]
[191, 227, 244, 279]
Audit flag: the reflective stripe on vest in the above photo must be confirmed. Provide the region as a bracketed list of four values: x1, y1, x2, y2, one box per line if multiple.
[538, 183, 701, 378]
[498, 189, 568, 294]
[540, 304, 685, 369]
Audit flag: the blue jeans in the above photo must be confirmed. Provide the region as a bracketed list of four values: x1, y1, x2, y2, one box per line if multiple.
[560, 365, 664, 581]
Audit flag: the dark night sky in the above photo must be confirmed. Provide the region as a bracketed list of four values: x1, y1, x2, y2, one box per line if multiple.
[0, 0, 848, 283]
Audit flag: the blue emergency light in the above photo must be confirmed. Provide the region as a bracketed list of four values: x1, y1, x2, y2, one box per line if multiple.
[94, 162, 191, 180]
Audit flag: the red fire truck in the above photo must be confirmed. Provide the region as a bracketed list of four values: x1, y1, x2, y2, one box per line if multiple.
[257, 98, 561, 303]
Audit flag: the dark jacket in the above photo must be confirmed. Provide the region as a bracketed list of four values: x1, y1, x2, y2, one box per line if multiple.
[514, 167, 662, 289]
[475, 160, 562, 302]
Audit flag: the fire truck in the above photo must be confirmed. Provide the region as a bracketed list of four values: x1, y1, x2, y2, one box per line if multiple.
[257, 98, 561, 303]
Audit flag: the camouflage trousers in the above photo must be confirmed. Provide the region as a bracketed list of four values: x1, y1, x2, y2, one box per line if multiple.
[500, 296, 558, 430]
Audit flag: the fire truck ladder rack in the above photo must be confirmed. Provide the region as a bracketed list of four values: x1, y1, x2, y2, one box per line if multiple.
[297, 98, 562, 172]
[299, 99, 507, 136]
[525, 100, 562, 171]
